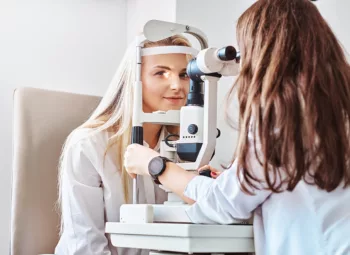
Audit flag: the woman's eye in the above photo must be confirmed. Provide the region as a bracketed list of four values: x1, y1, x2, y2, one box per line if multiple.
[180, 72, 189, 79]
[155, 71, 166, 76]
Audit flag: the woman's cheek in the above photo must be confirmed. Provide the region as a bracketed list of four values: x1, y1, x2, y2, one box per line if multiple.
[144, 82, 164, 103]
[183, 80, 190, 94]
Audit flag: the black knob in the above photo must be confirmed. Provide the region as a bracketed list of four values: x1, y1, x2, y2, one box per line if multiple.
[217, 46, 237, 61]
[188, 124, 198, 135]
[199, 169, 212, 178]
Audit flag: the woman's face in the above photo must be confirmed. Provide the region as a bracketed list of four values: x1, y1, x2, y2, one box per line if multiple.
[141, 53, 190, 113]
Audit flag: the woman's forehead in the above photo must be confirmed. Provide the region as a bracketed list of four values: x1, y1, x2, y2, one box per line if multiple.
[142, 53, 189, 68]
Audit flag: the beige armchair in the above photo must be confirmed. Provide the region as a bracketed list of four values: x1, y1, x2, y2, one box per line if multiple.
[11, 87, 101, 255]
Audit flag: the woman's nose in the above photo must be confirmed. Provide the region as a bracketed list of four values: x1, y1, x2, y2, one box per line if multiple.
[170, 76, 182, 91]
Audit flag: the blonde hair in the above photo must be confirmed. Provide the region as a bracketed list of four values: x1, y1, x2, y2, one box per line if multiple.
[57, 34, 192, 234]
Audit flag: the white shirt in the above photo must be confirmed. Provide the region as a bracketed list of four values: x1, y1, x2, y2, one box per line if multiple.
[184, 131, 350, 255]
[55, 128, 167, 255]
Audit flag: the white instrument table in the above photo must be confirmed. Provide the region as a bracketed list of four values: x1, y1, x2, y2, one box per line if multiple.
[105, 222, 254, 253]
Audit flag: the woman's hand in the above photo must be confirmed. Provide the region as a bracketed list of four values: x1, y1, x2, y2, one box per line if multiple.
[198, 165, 222, 179]
[124, 144, 160, 178]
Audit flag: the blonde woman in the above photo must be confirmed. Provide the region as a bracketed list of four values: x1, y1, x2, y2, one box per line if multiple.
[55, 35, 194, 255]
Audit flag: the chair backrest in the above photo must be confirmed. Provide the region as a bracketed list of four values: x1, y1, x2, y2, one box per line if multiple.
[11, 87, 101, 255]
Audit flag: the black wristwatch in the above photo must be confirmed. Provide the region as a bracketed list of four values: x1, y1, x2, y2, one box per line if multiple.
[148, 156, 172, 184]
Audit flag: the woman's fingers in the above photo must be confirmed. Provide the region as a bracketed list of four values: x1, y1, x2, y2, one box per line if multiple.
[126, 172, 136, 179]
[197, 165, 212, 172]
[211, 171, 218, 178]
[197, 165, 223, 179]
[210, 171, 221, 179]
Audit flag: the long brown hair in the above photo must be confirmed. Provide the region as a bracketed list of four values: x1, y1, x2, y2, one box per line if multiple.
[228, 0, 350, 193]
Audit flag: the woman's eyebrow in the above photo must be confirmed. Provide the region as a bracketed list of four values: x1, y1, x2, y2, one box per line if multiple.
[152, 66, 187, 72]
[152, 65, 171, 70]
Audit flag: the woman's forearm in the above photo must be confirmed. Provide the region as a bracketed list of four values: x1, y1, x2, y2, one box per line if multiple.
[158, 162, 197, 204]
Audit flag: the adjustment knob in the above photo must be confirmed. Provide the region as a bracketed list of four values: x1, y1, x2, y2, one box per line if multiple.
[187, 124, 198, 135]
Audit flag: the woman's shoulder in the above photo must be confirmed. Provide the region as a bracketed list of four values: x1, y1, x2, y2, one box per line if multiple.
[62, 128, 120, 175]
[65, 128, 112, 158]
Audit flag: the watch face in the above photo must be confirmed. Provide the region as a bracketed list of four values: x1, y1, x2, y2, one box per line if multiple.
[149, 157, 164, 176]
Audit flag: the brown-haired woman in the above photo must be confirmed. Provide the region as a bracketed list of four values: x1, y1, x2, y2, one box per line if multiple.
[124, 0, 350, 254]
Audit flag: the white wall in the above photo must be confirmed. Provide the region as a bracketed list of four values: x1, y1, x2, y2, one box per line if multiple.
[126, 0, 176, 44]
[176, 0, 350, 170]
[0, 1, 126, 253]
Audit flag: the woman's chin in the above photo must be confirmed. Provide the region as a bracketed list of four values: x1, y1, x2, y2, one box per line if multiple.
[156, 105, 183, 112]
[146, 101, 185, 113]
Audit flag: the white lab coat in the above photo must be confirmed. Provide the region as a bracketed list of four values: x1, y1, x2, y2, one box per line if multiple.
[184, 130, 350, 255]
[55, 128, 167, 255]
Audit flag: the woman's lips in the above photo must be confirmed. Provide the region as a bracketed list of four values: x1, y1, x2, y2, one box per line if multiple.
[164, 97, 184, 104]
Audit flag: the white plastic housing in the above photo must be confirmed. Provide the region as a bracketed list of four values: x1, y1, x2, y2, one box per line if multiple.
[178, 106, 204, 143]
[196, 47, 240, 76]
[120, 204, 153, 224]
[105, 223, 255, 253]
